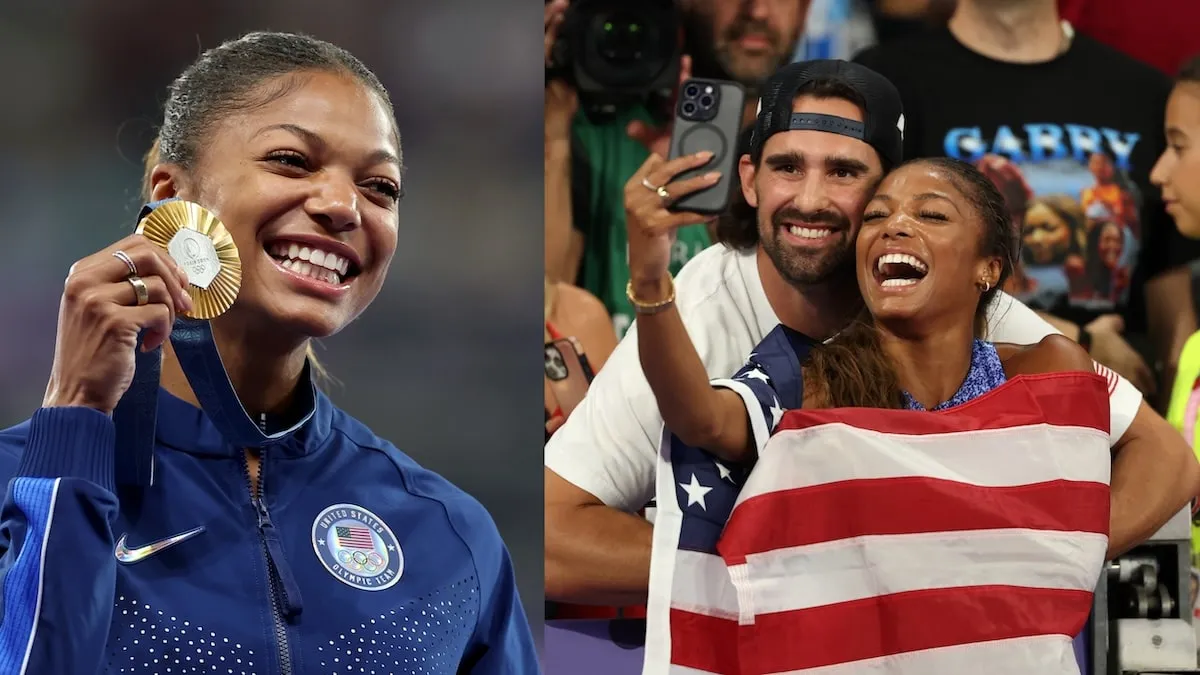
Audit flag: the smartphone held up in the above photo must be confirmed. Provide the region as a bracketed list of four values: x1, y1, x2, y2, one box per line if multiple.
[666, 78, 745, 215]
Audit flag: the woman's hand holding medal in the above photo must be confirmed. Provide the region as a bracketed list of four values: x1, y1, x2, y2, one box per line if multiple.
[43, 234, 193, 414]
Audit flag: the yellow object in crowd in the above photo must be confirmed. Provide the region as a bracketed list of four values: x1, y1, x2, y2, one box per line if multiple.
[1167, 331, 1200, 565]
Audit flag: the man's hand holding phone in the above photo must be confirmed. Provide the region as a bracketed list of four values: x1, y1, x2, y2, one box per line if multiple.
[623, 151, 720, 287]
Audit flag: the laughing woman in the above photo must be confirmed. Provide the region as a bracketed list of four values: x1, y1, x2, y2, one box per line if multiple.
[633, 154, 1196, 548]
[630, 155, 1199, 672]
[0, 32, 536, 674]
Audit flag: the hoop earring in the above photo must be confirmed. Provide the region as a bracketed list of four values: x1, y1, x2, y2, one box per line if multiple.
[978, 280, 991, 293]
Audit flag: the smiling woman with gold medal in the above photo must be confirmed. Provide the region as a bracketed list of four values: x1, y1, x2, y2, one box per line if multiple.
[0, 32, 536, 674]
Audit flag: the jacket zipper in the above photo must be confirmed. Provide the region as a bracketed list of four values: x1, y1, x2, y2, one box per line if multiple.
[243, 413, 302, 675]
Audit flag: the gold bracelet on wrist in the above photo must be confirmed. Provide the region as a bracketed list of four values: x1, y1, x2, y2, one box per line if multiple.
[626, 276, 676, 315]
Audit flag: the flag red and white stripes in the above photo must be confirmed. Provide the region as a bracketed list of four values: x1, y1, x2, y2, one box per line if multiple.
[645, 373, 1111, 675]
[1093, 361, 1120, 396]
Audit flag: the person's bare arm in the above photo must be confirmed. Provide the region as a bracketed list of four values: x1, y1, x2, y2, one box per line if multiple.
[544, 2, 584, 284]
[634, 289, 754, 462]
[544, 468, 652, 605]
[1034, 309, 1156, 394]
[545, 136, 583, 284]
[1145, 267, 1198, 397]
[1004, 335, 1200, 558]
[624, 148, 751, 462]
[1108, 401, 1200, 557]
[552, 283, 618, 370]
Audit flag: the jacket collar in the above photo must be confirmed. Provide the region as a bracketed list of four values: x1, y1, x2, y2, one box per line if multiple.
[154, 377, 333, 458]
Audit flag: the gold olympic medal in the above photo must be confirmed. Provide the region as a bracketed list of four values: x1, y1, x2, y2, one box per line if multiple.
[135, 201, 242, 320]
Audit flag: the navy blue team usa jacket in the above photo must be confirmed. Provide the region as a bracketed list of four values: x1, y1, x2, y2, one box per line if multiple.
[0, 387, 538, 674]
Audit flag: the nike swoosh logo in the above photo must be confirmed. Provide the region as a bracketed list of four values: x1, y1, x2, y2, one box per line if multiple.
[114, 526, 206, 564]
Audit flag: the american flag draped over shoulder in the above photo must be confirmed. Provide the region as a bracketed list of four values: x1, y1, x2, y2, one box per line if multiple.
[643, 327, 1112, 675]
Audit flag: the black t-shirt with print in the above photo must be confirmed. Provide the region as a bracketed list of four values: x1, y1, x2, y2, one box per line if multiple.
[855, 28, 1200, 334]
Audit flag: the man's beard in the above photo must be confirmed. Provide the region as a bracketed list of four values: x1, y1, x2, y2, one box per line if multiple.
[682, 9, 798, 96]
[759, 205, 856, 286]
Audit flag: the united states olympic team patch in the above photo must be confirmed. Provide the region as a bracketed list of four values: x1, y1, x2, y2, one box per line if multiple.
[311, 504, 403, 591]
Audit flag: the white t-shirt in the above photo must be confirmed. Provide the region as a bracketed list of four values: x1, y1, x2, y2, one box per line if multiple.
[544, 243, 1143, 512]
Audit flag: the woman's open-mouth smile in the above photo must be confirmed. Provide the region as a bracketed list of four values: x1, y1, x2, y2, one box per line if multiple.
[872, 251, 929, 292]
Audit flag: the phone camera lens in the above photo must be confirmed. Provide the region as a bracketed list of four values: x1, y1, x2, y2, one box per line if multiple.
[683, 84, 700, 99]
[681, 101, 697, 116]
[699, 95, 714, 109]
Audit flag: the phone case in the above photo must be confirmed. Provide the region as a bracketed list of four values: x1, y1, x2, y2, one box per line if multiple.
[544, 337, 593, 421]
[667, 79, 746, 215]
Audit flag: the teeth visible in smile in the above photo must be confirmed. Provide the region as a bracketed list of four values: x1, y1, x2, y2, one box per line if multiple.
[279, 258, 342, 285]
[880, 278, 918, 288]
[788, 226, 832, 239]
[876, 252, 928, 274]
[269, 242, 352, 284]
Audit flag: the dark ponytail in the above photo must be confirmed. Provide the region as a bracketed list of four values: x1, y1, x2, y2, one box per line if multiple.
[158, 31, 395, 170]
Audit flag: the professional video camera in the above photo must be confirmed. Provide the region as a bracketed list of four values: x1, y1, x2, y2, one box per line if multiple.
[1084, 508, 1200, 674]
[546, 0, 682, 121]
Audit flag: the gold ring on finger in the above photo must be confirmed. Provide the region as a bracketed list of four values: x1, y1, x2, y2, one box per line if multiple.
[656, 186, 671, 203]
[641, 177, 660, 192]
[127, 276, 149, 307]
[113, 249, 138, 278]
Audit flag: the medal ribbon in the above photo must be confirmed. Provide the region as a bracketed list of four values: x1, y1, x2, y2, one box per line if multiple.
[112, 198, 315, 486]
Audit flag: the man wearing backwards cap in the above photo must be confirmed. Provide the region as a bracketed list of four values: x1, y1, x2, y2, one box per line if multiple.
[545, 59, 1200, 607]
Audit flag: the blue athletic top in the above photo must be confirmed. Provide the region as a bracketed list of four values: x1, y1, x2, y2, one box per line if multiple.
[0, 387, 538, 674]
[900, 339, 1007, 411]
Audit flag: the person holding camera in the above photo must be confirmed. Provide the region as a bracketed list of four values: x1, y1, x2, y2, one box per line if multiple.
[544, 0, 811, 339]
